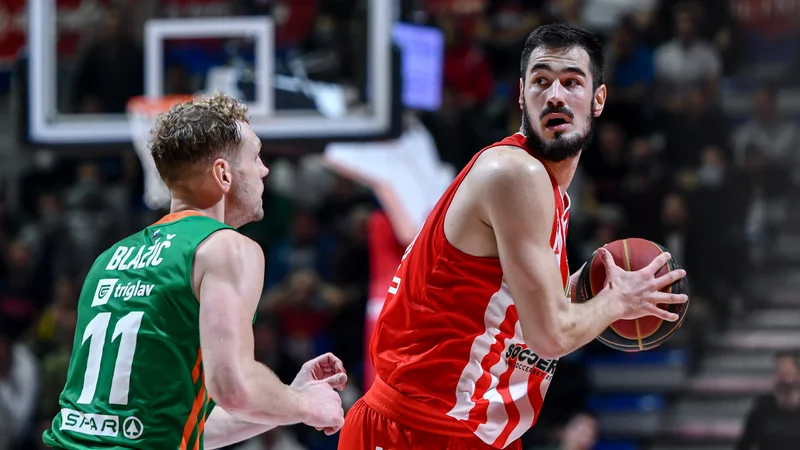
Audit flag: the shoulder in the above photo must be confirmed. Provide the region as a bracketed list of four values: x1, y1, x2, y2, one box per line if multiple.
[466, 145, 556, 230]
[195, 229, 264, 273]
[470, 145, 553, 196]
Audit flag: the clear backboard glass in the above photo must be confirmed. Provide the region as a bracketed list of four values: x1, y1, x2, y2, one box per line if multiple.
[26, 0, 392, 145]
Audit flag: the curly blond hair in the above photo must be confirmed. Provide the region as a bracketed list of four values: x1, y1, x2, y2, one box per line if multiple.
[150, 92, 250, 185]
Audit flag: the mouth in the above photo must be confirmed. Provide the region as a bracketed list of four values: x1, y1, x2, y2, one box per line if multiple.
[543, 113, 572, 132]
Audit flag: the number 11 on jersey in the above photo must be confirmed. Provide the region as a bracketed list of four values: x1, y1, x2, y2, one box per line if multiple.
[77, 312, 145, 405]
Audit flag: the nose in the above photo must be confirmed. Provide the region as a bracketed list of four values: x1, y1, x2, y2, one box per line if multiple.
[259, 160, 269, 179]
[545, 80, 566, 108]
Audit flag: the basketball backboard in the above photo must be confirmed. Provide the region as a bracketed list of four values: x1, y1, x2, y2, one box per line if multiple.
[20, 0, 397, 147]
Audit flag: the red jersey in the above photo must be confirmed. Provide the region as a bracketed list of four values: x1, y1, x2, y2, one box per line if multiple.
[369, 133, 571, 448]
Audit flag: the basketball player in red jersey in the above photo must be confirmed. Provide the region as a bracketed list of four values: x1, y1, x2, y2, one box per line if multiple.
[338, 24, 689, 449]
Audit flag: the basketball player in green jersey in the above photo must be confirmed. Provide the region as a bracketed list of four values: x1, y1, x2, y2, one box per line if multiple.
[43, 93, 347, 449]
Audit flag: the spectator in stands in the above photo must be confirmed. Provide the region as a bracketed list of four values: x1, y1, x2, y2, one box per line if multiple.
[263, 208, 337, 289]
[604, 16, 655, 118]
[649, 0, 739, 75]
[687, 147, 750, 324]
[481, 0, 543, 78]
[0, 327, 39, 449]
[253, 315, 301, 385]
[72, 5, 143, 113]
[0, 240, 47, 329]
[655, 192, 691, 269]
[737, 351, 800, 449]
[654, 3, 721, 113]
[620, 136, 665, 240]
[260, 208, 345, 375]
[559, 413, 598, 450]
[539, 412, 599, 450]
[661, 86, 731, 174]
[235, 427, 308, 450]
[434, 11, 496, 169]
[733, 85, 798, 173]
[581, 121, 629, 205]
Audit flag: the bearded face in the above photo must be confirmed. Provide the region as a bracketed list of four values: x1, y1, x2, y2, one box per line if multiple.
[519, 45, 605, 161]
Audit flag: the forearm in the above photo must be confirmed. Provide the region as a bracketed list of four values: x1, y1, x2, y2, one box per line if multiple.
[216, 361, 309, 426]
[204, 407, 276, 449]
[553, 290, 624, 357]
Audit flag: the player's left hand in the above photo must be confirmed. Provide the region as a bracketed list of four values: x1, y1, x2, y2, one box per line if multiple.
[291, 352, 348, 391]
[291, 352, 348, 436]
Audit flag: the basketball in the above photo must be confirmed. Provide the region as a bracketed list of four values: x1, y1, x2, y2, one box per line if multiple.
[574, 238, 690, 352]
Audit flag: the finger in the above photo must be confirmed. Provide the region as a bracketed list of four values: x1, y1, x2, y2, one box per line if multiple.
[653, 268, 687, 291]
[320, 352, 347, 375]
[316, 353, 347, 379]
[597, 248, 619, 275]
[644, 303, 680, 322]
[333, 356, 346, 374]
[322, 373, 348, 391]
[648, 291, 689, 305]
[643, 252, 672, 276]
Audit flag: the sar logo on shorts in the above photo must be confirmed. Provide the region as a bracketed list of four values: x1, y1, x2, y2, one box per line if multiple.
[122, 416, 144, 440]
[92, 279, 119, 307]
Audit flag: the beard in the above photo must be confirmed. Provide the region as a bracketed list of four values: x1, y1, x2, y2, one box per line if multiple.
[230, 173, 264, 226]
[521, 100, 596, 162]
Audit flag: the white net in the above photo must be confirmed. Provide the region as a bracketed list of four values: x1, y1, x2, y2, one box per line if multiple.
[126, 96, 194, 210]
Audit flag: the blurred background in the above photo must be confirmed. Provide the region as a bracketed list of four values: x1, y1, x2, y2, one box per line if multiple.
[0, 0, 799, 449]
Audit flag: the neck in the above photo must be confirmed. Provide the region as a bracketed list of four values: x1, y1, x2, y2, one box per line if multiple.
[541, 154, 580, 191]
[169, 197, 227, 225]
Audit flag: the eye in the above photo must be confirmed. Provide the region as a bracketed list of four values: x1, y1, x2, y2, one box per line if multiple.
[564, 79, 580, 87]
[533, 77, 549, 86]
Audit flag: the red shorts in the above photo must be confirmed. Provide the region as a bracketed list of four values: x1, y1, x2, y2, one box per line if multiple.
[338, 377, 522, 450]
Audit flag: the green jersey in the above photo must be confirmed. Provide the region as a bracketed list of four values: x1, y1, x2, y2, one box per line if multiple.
[43, 212, 233, 450]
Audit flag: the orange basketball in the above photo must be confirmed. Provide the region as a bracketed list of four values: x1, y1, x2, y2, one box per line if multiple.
[574, 238, 690, 352]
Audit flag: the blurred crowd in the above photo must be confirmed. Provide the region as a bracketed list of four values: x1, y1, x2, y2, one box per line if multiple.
[0, 0, 799, 449]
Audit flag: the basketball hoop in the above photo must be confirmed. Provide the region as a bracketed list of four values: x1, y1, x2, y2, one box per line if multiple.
[126, 95, 195, 210]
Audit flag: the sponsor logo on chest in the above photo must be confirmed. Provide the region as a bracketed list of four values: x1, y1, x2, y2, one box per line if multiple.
[505, 343, 557, 380]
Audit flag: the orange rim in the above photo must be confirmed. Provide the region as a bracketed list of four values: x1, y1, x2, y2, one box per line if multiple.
[127, 95, 197, 115]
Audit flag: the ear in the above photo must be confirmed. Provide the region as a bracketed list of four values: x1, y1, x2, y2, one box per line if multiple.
[518, 78, 524, 110]
[211, 158, 233, 194]
[592, 84, 607, 118]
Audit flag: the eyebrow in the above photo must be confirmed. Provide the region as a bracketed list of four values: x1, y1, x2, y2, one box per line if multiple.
[530, 63, 587, 78]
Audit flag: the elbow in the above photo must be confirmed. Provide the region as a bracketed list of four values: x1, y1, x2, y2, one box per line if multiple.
[205, 368, 249, 413]
[533, 336, 571, 360]
[524, 321, 574, 360]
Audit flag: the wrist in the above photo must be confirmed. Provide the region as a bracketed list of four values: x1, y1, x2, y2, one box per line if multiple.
[290, 386, 313, 423]
[600, 289, 627, 321]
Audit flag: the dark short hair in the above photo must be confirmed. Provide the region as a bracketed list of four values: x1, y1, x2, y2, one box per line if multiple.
[150, 92, 249, 186]
[520, 23, 605, 89]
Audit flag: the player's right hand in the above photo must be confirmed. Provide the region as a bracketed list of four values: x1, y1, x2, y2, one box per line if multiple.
[597, 248, 688, 322]
[296, 375, 345, 435]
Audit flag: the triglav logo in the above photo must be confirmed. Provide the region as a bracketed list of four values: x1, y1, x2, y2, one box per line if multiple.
[91, 279, 155, 307]
[92, 279, 119, 307]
